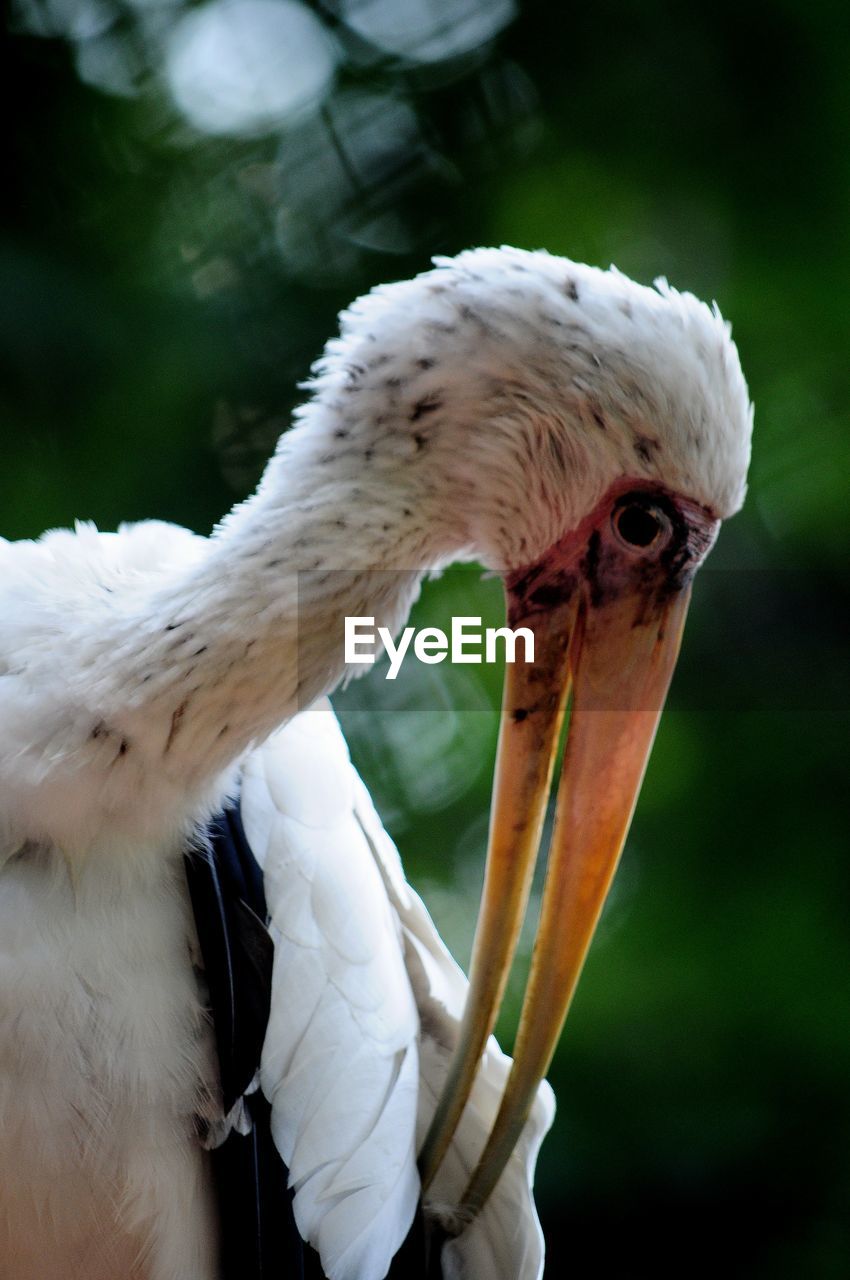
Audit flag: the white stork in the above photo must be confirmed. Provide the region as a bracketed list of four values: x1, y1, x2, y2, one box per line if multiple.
[0, 247, 752, 1280]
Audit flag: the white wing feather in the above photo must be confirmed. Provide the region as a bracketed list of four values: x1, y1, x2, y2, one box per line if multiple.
[351, 771, 555, 1280]
[241, 704, 553, 1280]
[240, 707, 420, 1280]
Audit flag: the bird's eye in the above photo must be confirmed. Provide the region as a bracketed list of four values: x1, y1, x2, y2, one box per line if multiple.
[611, 498, 671, 552]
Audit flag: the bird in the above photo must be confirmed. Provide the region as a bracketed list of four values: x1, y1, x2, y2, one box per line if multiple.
[0, 246, 752, 1280]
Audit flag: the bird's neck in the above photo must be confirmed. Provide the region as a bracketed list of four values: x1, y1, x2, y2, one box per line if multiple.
[118, 435, 462, 798]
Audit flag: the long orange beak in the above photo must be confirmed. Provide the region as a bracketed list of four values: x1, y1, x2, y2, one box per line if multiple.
[418, 573, 691, 1213]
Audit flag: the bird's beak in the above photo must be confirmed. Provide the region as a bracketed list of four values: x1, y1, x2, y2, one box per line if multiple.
[418, 575, 691, 1214]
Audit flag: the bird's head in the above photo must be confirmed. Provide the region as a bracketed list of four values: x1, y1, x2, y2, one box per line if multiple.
[300, 245, 751, 570]
[293, 247, 753, 1219]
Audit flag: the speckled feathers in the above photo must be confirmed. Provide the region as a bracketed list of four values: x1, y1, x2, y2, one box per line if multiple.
[280, 246, 753, 569]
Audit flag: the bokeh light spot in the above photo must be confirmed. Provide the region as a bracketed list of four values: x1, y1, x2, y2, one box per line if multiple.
[335, 0, 515, 64]
[166, 0, 336, 137]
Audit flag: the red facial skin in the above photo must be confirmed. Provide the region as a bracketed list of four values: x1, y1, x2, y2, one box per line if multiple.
[506, 478, 720, 629]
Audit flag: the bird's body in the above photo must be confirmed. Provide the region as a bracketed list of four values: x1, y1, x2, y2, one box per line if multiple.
[0, 248, 751, 1279]
[0, 517, 550, 1280]
[0, 819, 217, 1280]
[0, 523, 219, 1279]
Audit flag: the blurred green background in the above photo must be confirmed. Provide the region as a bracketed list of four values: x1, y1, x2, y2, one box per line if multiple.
[4, 0, 849, 1274]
